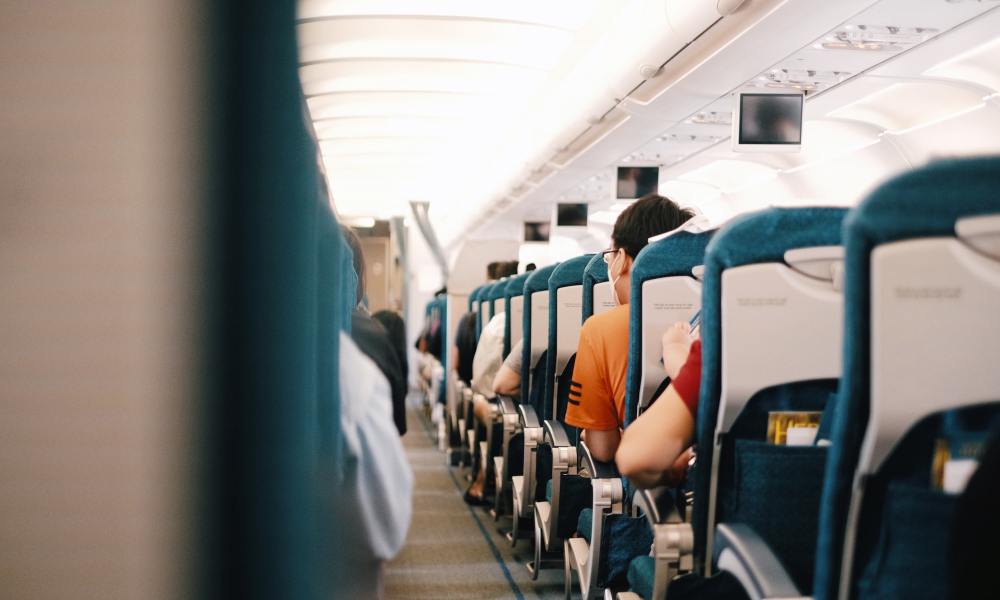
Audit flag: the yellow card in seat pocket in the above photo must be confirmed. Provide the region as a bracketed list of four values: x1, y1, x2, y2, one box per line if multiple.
[767, 411, 822, 446]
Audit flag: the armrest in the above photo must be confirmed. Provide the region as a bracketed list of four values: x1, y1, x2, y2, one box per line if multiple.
[517, 404, 540, 429]
[713, 523, 804, 600]
[579, 439, 619, 480]
[543, 420, 572, 447]
[633, 486, 682, 526]
[497, 395, 517, 415]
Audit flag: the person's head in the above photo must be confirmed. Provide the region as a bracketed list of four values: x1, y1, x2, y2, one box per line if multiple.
[495, 260, 518, 279]
[486, 261, 500, 281]
[525, 262, 537, 272]
[604, 194, 695, 305]
[341, 225, 366, 306]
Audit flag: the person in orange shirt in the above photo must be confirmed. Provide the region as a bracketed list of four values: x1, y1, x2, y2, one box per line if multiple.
[564, 194, 695, 462]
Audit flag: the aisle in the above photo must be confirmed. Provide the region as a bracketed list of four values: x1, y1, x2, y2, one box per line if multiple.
[385, 399, 566, 599]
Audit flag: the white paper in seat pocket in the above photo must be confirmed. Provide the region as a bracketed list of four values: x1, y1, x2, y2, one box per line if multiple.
[943, 458, 979, 495]
[785, 426, 819, 447]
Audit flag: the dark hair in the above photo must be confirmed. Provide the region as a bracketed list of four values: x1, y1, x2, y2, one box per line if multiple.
[611, 193, 695, 258]
[372, 309, 408, 381]
[487, 260, 518, 280]
[495, 260, 518, 279]
[341, 225, 366, 305]
[525, 262, 537, 272]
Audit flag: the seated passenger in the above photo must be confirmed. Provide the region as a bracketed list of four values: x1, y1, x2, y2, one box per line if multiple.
[463, 262, 520, 504]
[332, 331, 414, 596]
[564, 195, 695, 462]
[343, 226, 408, 436]
[616, 322, 701, 488]
[492, 338, 522, 397]
[451, 261, 505, 387]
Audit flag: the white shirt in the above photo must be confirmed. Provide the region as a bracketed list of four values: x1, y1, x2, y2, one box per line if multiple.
[337, 332, 413, 560]
[471, 313, 506, 397]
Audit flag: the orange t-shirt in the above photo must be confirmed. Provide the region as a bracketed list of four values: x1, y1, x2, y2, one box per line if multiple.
[564, 304, 630, 431]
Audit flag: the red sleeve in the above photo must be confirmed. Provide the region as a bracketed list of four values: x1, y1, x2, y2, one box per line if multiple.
[670, 340, 702, 416]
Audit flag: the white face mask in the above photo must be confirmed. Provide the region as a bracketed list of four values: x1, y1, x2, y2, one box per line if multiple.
[607, 250, 625, 306]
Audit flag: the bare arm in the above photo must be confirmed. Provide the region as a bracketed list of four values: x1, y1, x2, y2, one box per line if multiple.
[615, 386, 695, 488]
[583, 427, 622, 464]
[491, 363, 520, 396]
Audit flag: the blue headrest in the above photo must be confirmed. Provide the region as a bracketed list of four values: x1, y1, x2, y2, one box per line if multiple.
[524, 264, 557, 294]
[549, 255, 593, 291]
[520, 264, 558, 402]
[814, 156, 1000, 600]
[692, 206, 848, 568]
[487, 279, 508, 302]
[505, 272, 531, 298]
[624, 230, 714, 426]
[339, 235, 358, 332]
[474, 283, 493, 339]
[582, 253, 609, 321]
[478, 282, 494, 305]
[476, 282, 492, 308]
[545, 254, 594, 407]
[468, 285, 483, 312]
[502, 272, 533, 356]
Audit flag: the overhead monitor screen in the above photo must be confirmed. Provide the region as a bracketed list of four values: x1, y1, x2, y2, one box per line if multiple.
[616, 166, 659, 199]
[524, 221, 551, 242]
[556, 203, 588, 227]
[737, 93, 803, 145]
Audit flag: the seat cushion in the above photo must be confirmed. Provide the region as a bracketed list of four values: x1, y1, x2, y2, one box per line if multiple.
[578, 508, 593, 543]
[627, 555, 654, 599]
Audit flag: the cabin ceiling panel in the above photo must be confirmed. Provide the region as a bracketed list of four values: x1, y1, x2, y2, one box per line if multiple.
[297, 0, 615, 220]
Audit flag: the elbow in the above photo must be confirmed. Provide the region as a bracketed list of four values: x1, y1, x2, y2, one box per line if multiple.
[615, 442, 640, 480]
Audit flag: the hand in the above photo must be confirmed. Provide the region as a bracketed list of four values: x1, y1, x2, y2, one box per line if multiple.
[661, 322, 695, 377]
[661, 447, 695, 487]
[662, 321, 692, 347]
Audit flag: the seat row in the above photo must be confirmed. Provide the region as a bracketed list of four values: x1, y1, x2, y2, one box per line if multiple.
[427, 156, 1000, 600]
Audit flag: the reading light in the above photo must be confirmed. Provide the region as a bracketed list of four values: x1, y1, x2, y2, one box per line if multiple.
[687, 111, 732, 125]
[762, 68, 851, 92]
[819, 25, 938, 51]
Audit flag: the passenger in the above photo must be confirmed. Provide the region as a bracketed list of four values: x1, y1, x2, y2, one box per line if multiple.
[372, 309, 409, 395]
[451, 262, 502, 386]
[343, 226, 408, 436]
[333, 330, 414, 596]
[492, 338, 522, 397]
[463, 261, 520, 504]
[615, 327, 749, 600]
[616, 321, 700, 488]
[564, 194, 695, 462]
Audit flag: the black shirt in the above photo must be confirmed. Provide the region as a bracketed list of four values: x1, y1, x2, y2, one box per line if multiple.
[351, 309, 407, 436]
[454, 312, 477, 384]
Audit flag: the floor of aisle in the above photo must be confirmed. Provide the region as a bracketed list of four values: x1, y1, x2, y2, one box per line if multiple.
[385, 397, 567, 599]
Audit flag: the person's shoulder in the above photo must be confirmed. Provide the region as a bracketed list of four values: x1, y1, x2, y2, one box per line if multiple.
[583, 304, 630, 335]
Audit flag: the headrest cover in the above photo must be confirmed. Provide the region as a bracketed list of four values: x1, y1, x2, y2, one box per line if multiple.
[467, 285, 483, 311]
[524, 264, 558, 294]
[504, 272, 531, 298]
[549, 254, 593, 291]
[582, 253, 609, 321]
[487, 279, 508, 302]
[630, 230, 714, 292]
